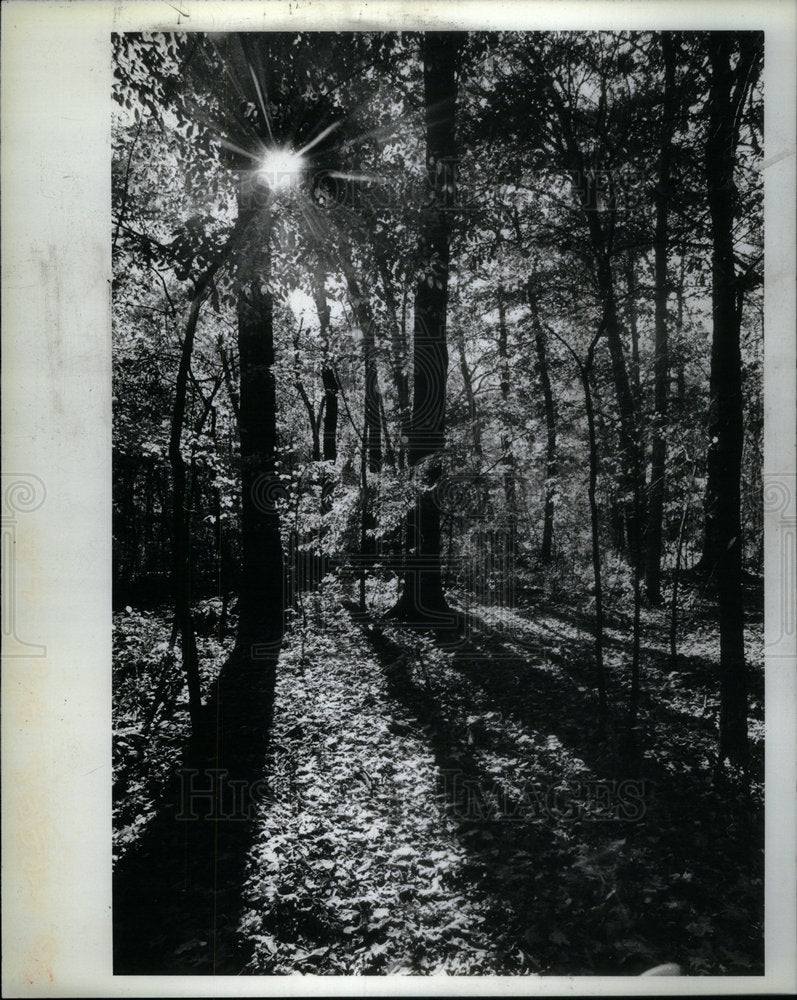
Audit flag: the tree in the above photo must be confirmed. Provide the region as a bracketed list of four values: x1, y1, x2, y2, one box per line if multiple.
[391, 32, 462, 623]
[527, 279, 557, 563]
[645, 31, 678, 605]
[232, 204, 285, 664]
[703, 31, 763, 771]
[496, 284, 518, 555]
[312, 267, 340, 467]
[550, 326, 607, 715]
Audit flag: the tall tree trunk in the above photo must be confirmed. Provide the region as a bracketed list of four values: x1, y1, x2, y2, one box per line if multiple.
[186, 375, 223, 597]
[527, 282, 557, 563]
[165, 212, 254, 735]
[376, 252, 411, 467]
[399, 286, 410, 470]
[541, 65, 647, 572]
[342, 263, 382, 595]
[291, 324, 322, 461]
[234, 208, 284, 663]
[358, 413, 369, 612]
[454, 325, 483, 460]
[391, 31, 460, 622]
[379, 391, 397, 467]
[496, 285, 517, 554]
[625, 254, 641, 409]
[218, 338, 240, 425]
[143, 459, 155, 556]
[168, 291, 206, 733]
[321, 365, 339, 463]
[704, 32, 760, 771]
[312, 268, 339, 518]
[590, 372, 625, 554]
[629, 561, 642, 726]
[669, 491, 691, 671]
[552, 328, 607, 715]
[624, 253, 645, 701]
[645, 31, 677, 606]
[343, 266, 382, 473]
[582, 349, 607, 716]
[595, 257, 646, 572]
[675, 262, 687, 409]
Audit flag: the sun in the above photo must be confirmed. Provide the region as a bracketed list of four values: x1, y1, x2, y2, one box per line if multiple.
[258, 148, 306, 192]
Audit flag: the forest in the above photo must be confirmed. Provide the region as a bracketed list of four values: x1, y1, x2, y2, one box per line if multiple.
[112, 29, 764, 976]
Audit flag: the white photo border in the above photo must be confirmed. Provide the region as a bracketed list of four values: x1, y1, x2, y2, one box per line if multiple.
[2, 1, 794, 996]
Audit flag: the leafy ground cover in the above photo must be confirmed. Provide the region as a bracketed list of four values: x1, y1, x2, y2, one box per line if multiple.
[113, 580, 763, 974]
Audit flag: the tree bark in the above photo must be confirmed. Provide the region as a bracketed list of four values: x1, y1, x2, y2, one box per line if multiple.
[291, 323, 322, 461]
[669, 492, 691, 671]
[454, 324, 483, 460]
[313, 278, 339, 464]
[583, 345, 607, 715]
[595, 257, 646, 571]
[168, 290, 206, 733]
[625, 254, 641, 409]
[497, 285, 518, 552]
[645, 31, 677, 606]
[527, 282, 557, 563]
[312, 268, 339, 521]
[391, 32, 460, 623]
[234, 207, 284, 662]
[553, 327, 606, 716]
[321, 365, 339, 463]
[379, 390, 397, 467]
[343, 264, 382, 473]
[218, 338, 240, 425]
[376, 251, 411, 467]
[165, 212, 254, 733]
[704, 32, 761, 771]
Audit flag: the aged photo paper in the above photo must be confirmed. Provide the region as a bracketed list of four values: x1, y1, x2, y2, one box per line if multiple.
[2, 1, 795, 996]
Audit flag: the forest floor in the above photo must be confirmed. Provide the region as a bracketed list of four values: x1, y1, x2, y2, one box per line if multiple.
[113, 575, 764, 975]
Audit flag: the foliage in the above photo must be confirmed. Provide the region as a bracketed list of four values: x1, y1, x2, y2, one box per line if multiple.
[112, 28, 764, 976]
[114, 587, 763, 973]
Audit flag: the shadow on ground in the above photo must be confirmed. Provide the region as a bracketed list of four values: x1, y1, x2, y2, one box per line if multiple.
[113, 651, 277, 974]
[349, 603, 763, 975]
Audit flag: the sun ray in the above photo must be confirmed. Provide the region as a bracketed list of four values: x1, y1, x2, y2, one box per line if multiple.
[247, 60, 275, 144]
[295, 120, 342, 158]
[216, 136, 262, 162]
[325, 171, 376, 184]
[297, 199, 327, 245]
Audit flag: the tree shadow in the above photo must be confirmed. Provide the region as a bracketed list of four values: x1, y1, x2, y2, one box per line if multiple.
[348, 609, 644, 972]
[457, 600, 763, 746]
[113, 649, 277, 974]
[349, 606, 763, 975]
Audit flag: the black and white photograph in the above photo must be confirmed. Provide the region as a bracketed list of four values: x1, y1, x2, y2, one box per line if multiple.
[110, 23, 768, 977]
[2, 1, 796, 995]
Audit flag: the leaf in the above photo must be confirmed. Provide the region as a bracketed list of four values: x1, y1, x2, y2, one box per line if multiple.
[305, 946, 330, 961]
[255, 934, 278, 955]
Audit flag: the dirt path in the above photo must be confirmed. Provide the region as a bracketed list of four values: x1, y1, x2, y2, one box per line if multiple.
[239, 597, 502, 974]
